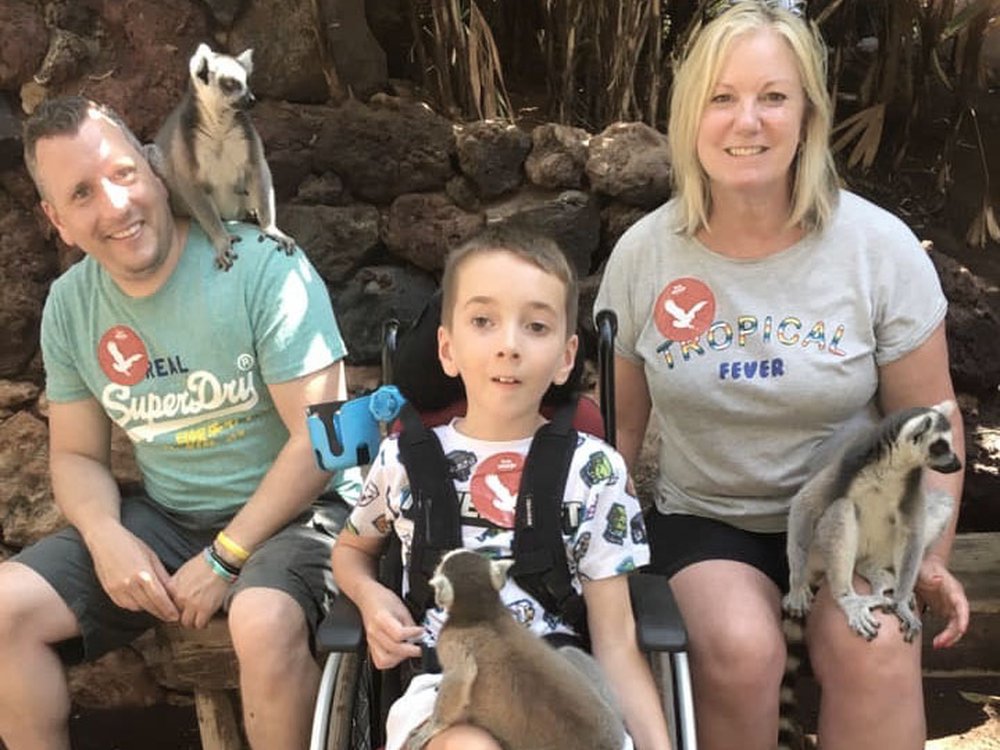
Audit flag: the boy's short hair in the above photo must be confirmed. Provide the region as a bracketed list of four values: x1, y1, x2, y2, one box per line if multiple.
[22, 96, 144, 198]
[440, 225, 579, 336]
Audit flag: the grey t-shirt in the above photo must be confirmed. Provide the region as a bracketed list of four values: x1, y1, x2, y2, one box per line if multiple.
[595, 190, 947, 532]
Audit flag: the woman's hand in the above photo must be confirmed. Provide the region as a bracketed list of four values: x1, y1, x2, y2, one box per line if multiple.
[916, 554, 969, 649]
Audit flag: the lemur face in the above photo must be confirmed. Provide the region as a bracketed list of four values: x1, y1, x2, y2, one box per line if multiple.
[900, 401, 962, 474]
[189, 43, 255, 111]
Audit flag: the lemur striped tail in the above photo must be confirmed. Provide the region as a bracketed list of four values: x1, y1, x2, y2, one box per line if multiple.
[777, 612, 807, 750]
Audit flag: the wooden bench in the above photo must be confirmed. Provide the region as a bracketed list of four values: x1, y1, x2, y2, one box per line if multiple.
[134, 618, 244, 750]
[922, 531, 1000, 677]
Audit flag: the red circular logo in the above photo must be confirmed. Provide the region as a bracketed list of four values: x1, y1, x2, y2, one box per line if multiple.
[98, 326, 149, 386]
[653, 277, 715, 341]
[469, 452, 524, 528]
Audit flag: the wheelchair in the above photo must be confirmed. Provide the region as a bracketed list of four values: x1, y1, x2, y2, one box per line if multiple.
[306, 309, 697, 750]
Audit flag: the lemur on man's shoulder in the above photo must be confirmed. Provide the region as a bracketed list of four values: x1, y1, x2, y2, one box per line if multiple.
[148, 43, 295, 270]
[777, 400, 962, 750]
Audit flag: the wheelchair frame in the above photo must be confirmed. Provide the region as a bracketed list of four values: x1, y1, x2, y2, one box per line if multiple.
[308, 310, 698, 750]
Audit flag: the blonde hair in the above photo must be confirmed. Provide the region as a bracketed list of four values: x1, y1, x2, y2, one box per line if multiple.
[669, 2, 839, 235]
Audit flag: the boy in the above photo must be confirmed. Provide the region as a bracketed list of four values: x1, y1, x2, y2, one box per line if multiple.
[331, 226, 672, 750]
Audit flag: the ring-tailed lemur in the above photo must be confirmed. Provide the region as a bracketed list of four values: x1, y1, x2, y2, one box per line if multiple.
[148, 43, 295, 270]
[777, 400, 962, 750]
[403, 549, 625, 750]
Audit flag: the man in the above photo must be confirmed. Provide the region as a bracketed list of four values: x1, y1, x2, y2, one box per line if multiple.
[0, 96, 357, 749]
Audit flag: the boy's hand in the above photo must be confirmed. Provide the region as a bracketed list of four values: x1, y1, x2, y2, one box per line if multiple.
[358, 581, 423, 669]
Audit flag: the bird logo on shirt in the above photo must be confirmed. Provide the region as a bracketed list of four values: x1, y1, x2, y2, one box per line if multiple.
[663, 298, 708, 329]
[97, 325, 149, 386]
[107, 341, 143, 375]
[653, 277, 716, 341]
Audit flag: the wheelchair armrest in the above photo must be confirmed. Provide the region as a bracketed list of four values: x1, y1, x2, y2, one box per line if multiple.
[629, 572, 689, 652]
[315, 594, 364, 653]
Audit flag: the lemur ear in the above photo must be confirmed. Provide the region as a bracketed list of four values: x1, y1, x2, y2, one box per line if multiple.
[932, 399, 957, 418]
[191, 43, 212, 84]
[899, 413, 933, 445]
[490, 559, 514, 592]
[430, 571, 455, 610]
[236, 48, 254, 75]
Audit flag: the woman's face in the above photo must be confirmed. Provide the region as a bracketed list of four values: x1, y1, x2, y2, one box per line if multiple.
[696, 28, 807, 204]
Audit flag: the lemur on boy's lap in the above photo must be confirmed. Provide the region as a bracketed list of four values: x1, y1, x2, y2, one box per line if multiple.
[776, 401, 961, 749]
[404, 549, 624, 750]
[148, 43, 295, 270]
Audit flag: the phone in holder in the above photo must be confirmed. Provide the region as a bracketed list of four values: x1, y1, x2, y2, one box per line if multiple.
[306, 385, 407, 471]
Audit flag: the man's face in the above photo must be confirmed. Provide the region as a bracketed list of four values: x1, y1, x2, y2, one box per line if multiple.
[35, 111, 176, 291]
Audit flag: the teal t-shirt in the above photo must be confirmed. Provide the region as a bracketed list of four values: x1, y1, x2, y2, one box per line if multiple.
[41, 221, 358, 520]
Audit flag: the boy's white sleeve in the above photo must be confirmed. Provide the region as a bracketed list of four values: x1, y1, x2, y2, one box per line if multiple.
[571, 441, 651, 582]
[344, 435, 404, 537]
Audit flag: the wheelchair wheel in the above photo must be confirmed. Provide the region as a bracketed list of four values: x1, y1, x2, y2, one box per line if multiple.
[325, 648, 374, 750]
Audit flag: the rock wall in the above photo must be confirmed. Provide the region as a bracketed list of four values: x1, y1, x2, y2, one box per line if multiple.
[0, 0, 998, 712]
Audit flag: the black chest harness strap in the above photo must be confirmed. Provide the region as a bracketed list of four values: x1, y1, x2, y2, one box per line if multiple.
[396, 400, 588, 641]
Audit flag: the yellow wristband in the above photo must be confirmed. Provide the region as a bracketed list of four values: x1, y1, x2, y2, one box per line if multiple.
[216, 531, 250, 563]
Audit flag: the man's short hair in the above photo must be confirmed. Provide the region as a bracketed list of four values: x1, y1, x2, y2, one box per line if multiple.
[22, 96, 144, 197]
[440, 225, 579, 336]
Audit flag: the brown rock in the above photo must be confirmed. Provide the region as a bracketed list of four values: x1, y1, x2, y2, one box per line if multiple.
[0, 0, 47, 89]
[485, 187, 600, 276]
[383, 192, 485, 272]
[0, 198, 57, 379]
[586, 122, 671, 208]
[525, 123, 590, 190]
[67, 647, 164, 710]
[229, 0, 330, 103]
[0, 410, 63, 548]
[280, 203, 381, 286]
[313, 97, 455, 204]
[0, 380, 40, 419]
[455, 120, 532, 199]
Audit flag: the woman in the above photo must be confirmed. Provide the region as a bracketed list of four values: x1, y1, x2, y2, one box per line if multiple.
[594, 3, 969, 749]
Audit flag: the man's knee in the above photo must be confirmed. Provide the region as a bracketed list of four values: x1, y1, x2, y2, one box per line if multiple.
[0, 562, 79, 646]
[228, 588, 309, 670]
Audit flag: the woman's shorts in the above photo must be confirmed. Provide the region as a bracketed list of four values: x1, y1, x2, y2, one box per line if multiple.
[643, 511, 790, 593]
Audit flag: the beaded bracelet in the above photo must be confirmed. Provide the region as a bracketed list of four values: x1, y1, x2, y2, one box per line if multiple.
[216, 531, 250, 563]
[203, 547, 239, 584]
[209, 542, 242, 577]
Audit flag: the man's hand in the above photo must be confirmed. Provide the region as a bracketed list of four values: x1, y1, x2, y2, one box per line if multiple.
[357, 581, 423, 669]
[167, 553, 231, 629]
[916, 554, 969, 649]
[88, 524, 179, 622]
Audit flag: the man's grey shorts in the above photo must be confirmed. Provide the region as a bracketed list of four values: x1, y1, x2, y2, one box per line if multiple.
[12, 493, 349, 665]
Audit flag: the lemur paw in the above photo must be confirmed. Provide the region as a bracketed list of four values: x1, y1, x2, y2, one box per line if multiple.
[260, 226, 296, 256]
[890, 596, 923, 643]
[214, 235, 242, 271]
[838, 593, 891, 640]
[782, 586, 814, 619]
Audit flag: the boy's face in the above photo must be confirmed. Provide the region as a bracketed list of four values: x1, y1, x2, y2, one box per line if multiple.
[438, 250, 578, 439]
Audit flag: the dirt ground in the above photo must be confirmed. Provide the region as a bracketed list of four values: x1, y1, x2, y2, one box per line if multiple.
[66, 675, 1000, 749]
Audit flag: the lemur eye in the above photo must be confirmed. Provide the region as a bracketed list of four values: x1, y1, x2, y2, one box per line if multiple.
[928, 439, 951, 457]
[220, 78, 240, 95]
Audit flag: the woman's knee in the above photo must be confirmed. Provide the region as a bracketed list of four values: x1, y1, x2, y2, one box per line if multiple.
[672, 563, 787, 690]
[808, 603, 922, 689]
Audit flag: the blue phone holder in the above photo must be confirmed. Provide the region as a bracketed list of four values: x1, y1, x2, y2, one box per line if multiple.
[306, 385, 407, 471]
